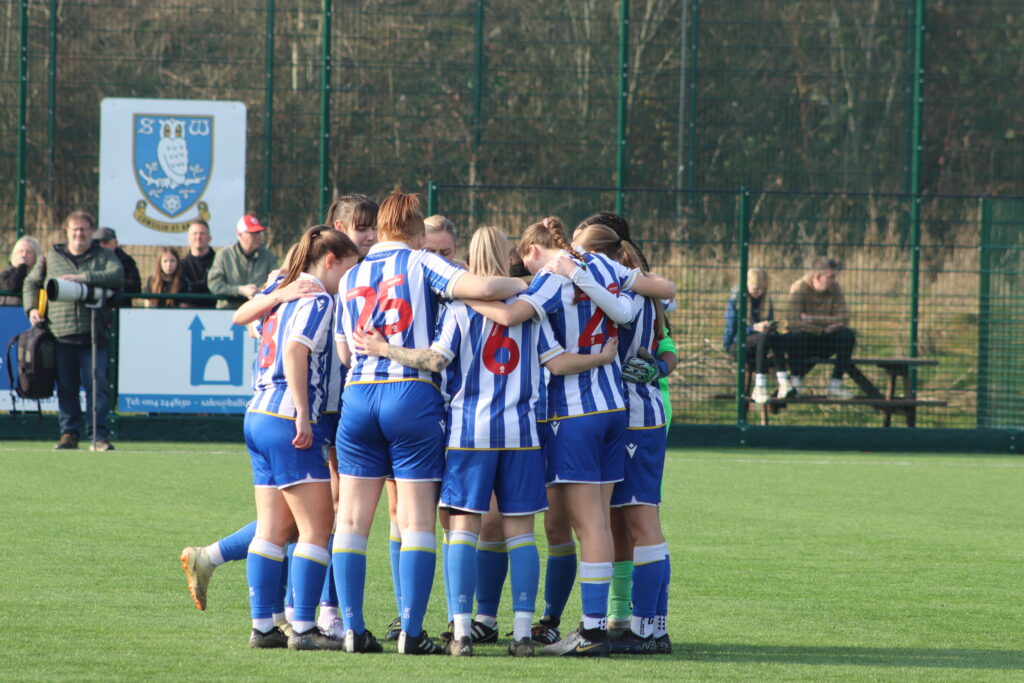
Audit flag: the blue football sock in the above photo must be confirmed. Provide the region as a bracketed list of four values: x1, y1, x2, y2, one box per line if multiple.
[290, 543, 330, 632]
[332, 533, 368, 634]
[399, 530, 437, 637]
[448, 530, 478, 620]
[579, 561, 612, 630]
[247, 538, 285, 630]
[631, 544, 667, 619]
[507, 533, 539, 614]
[441, 530, 452, 622]
[475, 539, 508, 618]
[543, 542, 576, 621]
[217, 521, 258, 563]
[319, 534, 337, 607]
[657, 550, 671, 617]
[389, 522, 402, 617]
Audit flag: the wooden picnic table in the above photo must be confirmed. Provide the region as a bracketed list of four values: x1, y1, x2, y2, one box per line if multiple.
[741, 357, 946, 427]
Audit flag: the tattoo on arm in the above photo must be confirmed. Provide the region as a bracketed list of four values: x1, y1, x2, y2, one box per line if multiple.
[385, 345, 448, 373]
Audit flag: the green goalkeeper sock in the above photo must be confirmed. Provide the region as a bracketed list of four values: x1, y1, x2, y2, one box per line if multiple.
[608, 560, 633, 620]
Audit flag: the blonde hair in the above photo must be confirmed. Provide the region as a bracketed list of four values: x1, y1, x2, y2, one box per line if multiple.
[747, 266, 768, 291]
[467, 227, 509, 277]
[424, 215, 457, 238]
[10, 236, 42, 266]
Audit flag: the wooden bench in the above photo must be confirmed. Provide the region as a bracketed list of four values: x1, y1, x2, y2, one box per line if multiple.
[737, 357, 947, 427]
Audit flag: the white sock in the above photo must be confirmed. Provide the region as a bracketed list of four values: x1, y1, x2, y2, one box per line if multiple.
[253, 617, 274, 633]
[318, 606, 339, 623]
[791, 376, 803, 389]
[513, 611, 533, 641]
[630, 615, 655, 638]
[284, 606, 295, 624]
[776, 371, 789, 383]
[453, 614, 472, 640]
[754, 373, 767, 387]
[473, 614, 497, 629]
[582, 614, 606, 631]
[654, 614, 667, 637]
[205, 543, 225, 566]
[293, 619, 314, 634]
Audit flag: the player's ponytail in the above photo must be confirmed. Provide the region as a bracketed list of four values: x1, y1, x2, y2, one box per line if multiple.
[377, 187, 425, 243]
[280, 225, 359, 289]
[468, 226, 510, 277]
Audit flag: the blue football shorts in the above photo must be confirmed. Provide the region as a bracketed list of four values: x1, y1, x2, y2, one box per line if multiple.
[335, 381, 446, 481]
[545, 409, 627, 485]
[610, 426, 667, 507]
[245, 411, 331, 489]
[440, 447, 547, 515]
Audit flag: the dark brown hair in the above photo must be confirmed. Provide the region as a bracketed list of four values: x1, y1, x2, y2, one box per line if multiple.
[575, 223, 665, 344]
[280, 225, 359, 288]
[147, 246, 182, 307]
[325, 194, 379, 232]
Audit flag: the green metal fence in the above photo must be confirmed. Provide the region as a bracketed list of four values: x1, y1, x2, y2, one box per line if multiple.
[1, 1, 1022, 436]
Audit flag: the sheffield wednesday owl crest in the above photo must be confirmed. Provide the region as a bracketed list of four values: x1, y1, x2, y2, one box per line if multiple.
[132, 114, 213, 232]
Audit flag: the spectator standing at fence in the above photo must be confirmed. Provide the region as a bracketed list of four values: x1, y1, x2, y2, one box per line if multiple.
[0, 236, 43, 306]
[23, 210, 124, 451]
[207, 215, 278, 309]
[143, 246, 185, 308]
[96, 227, 141, 306]
[785, 256, 856, 398]
[180, 220, 216, 308]
[723, 266, 794, 403]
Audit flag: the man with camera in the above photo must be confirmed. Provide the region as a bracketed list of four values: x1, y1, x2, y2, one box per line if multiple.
[23, 210, 124, 451]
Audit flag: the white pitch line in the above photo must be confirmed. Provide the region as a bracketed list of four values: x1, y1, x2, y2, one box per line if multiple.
[667, 456, 1024, 469]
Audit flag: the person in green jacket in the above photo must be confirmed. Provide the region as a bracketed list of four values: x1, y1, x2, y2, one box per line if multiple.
[206, 215, 278, 309]
[23, 210, 124, 451]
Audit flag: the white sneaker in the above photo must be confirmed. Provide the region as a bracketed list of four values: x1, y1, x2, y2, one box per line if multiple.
[751, 386, 770, 404]
[777, 378, 794, 399]
[317, 616, 345, 639]
[827, 384, 854, 399]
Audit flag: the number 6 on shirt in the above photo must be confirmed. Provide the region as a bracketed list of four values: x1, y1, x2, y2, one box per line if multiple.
[482, 323, 520, 375]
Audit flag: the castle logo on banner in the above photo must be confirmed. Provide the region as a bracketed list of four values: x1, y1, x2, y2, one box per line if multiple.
[99, 98, 246, 248]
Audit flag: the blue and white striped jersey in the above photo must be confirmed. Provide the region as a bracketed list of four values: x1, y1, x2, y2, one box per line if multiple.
[618, 292, 667, 428]
[430, 300, 564, 450]
[257, 273, 344, 413]
[336, 242, 465, 387]
[519, 251, 638, 419]
[248, 274, 336, 421]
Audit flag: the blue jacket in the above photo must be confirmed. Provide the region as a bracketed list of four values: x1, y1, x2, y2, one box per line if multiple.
[722, 285, 774, 350]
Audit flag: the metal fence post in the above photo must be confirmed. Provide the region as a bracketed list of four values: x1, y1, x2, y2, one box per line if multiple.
[427, 181, 438, 217]
[262, 0, 276, 223]
[47, 0, 58, 210]
[614, 0, 629, 216]
[735, 189, 750, 424]
[907, 0, 925, 392]
[16, 0, 29, 239]
[976, 198, 992, 428]
[318, 0, 332, 219]
[470, 0, 485, 228]
[686, 0, 699, 194]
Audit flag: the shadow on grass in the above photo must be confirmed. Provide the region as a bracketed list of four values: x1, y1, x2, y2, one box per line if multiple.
[676, 643, 1024, 670]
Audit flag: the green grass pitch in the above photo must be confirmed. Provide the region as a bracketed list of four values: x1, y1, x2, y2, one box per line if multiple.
[1, 441, 1022, 680]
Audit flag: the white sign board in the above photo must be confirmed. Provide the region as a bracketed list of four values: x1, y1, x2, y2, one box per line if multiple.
[118, 309, 256, 414]
[99, 97, 246, 247]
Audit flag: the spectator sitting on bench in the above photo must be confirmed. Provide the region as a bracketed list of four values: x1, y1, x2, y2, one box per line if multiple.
[786, 256, 856, 399]
[723, 266, 794, 404]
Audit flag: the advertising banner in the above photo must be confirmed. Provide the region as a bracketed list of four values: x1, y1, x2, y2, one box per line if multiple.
[98, 97, 246, 247]
[118, 309, 255, 414]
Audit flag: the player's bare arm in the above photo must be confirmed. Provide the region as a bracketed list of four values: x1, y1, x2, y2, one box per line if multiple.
[352, 327, 449, 373]
[283, 340, 313, 449]
[232, 279, 324, 326]
[544, 337, 619, 376]
[463, 298, 535, 327]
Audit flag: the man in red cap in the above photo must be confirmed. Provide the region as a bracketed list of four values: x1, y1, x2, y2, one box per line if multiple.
[206, 215, 279, 308]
